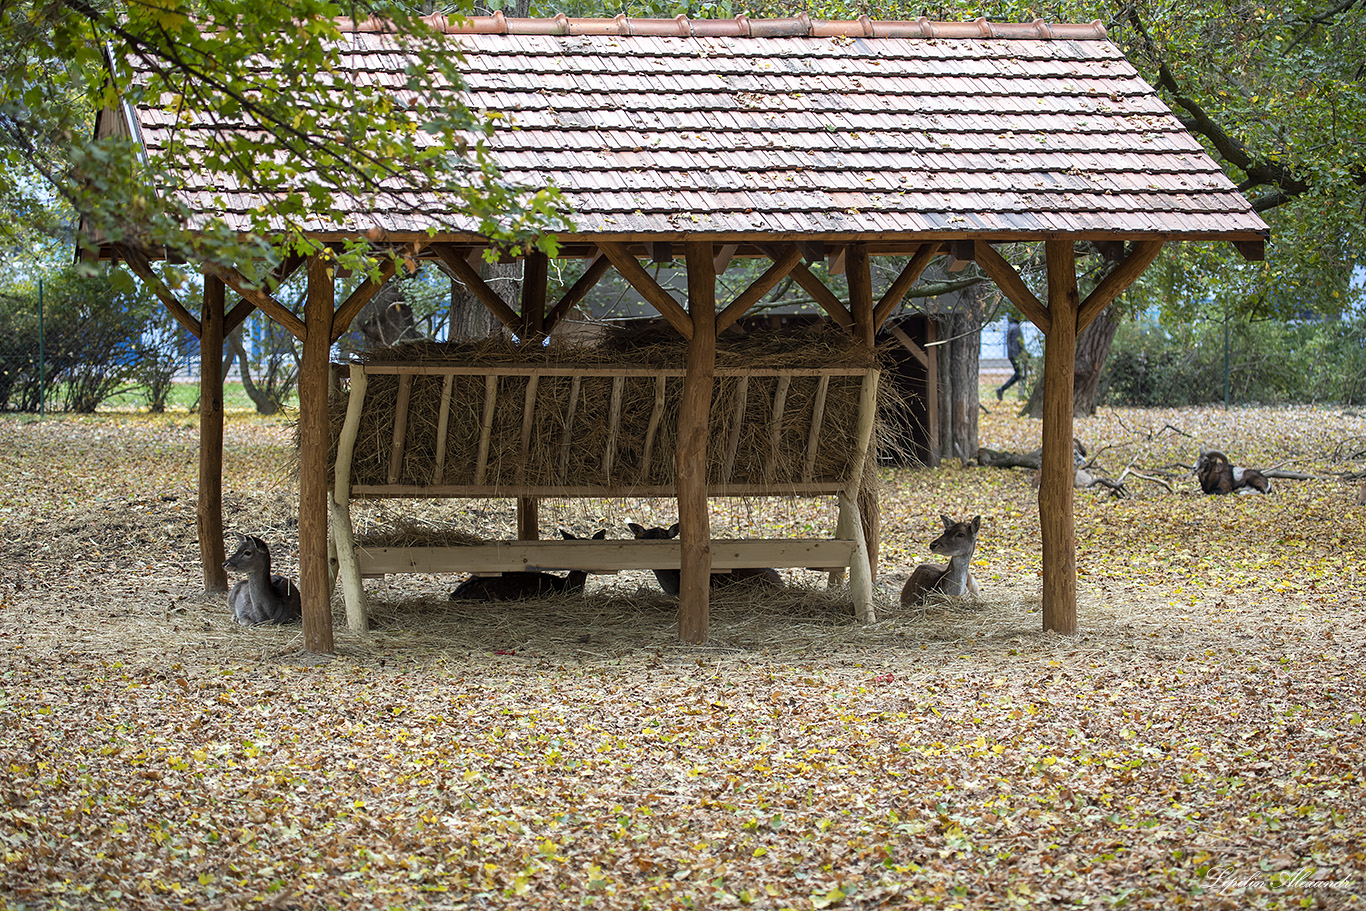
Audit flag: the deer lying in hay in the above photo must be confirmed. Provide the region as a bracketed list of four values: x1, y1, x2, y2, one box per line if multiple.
[900, 515, 982, 607]
[1195, 450, 1271, 495]
[450, 530, 605, 601]
[627, 523, 783, 595]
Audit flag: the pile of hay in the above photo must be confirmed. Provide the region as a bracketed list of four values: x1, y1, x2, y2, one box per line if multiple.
[329, 331, 895, 493]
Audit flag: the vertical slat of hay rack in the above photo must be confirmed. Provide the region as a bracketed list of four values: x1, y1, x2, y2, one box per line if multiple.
[330, 362, 881, 630]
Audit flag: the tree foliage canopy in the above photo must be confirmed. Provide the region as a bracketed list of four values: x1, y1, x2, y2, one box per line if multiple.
[1, 0, 568, 279]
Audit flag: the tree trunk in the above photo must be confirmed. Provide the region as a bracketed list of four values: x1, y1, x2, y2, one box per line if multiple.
[449, 259, 522, 340]
[1023, 304, 1123, 419]
[933, 290, 985, 462]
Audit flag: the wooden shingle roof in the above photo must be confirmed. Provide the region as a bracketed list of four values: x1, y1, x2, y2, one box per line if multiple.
[135, 15, 1269, 245]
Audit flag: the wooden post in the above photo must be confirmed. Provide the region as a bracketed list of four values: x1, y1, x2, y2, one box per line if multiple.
[198, 274, 228, 592]
[332, 365, 368, 630]
[518, 251, 548, 539]
[847, 242, 880, 577]
[300, 253, 336, 653]
[678, 240, 715, 644]
[925, 318, 940, 466]
[1041, 239, 1079, 634]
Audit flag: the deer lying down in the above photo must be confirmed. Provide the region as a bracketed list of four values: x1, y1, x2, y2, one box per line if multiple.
[450, 530, 605, 601]
[1195, 450, 1271, 495]
[223, 535, 302, 626]
[627, 523, 783, 595]
[900, 515, 982, 607]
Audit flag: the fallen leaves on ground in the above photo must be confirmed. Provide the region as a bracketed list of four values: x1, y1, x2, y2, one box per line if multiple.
[0, 401, 1363, 910]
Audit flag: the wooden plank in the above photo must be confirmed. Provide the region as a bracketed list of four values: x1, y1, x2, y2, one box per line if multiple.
[888, 323, 929, 369]
[350, 481, 849, 498]
[357, 364, 869, 378]
[557, 375, 581, 484]
[679, 239, 716, 644]
[974, 243, 1052, 335]
[722, 374, 748, 484]
[121, 247, 201, 339]
[1041, 239, 1079, 635]
[713, 243, 738, 274]
[300, 254, 336, 652]
[847, 242, 874, 348]
[197, 273, 227, 592]
[826, 245, 847, 275]
[802, 375, 830, 483]
[430, 243, 522, 333]
[431, 373, 454, 484]
[474, 374, 498, 486]
[599, 242, 694, 339]
[518, 374, 540, 465]
[765, 375, 792, 483]
[544, 252, 611, 333]
[602, 375, 625, 480]
[333, 365, 369, 630]
[640, 374, 667, 482]
[1078, 240, 1163, 332]
[386, 373, 412, 485]
[211, 264, 307, 342]
[872, 244, 936, 329]
[716, 243, 802, 333]
[839, 492, 875, 622]
[517, 499, 539, 541]
[521, 249, 548, 338]
[1233, 239, 1265, 261]
[358, 538, 858, 575]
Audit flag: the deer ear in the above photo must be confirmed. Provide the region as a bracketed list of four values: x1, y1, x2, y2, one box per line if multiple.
[668, 523, 680, 538]
[971, 515, 981, 532]
[592, 529, 606, 540]
[940, 514, 953, 530]
[560, 529, 574, 540]
[628, 523, 645, 537]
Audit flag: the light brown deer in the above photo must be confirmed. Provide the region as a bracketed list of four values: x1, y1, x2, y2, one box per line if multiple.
[450, 530, 604, 601]
[900, 515, 981, 606]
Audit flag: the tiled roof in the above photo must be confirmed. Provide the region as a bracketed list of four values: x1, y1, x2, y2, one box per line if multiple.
[134, 16, 1268, 243]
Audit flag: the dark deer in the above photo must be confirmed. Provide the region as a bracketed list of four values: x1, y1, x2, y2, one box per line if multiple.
[1195, 450, 1271, 495]
[627, 523, 782, 595]
[223, 535, 302, 626]
[450, 530, 605, 601]
[900, 515, 982, 606]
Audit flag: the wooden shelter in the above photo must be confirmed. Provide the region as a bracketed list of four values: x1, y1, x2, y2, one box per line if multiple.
[91, 15, 1268, 652]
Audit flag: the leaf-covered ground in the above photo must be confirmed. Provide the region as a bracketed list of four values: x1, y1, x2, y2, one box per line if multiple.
[1, 399, 1363, 910]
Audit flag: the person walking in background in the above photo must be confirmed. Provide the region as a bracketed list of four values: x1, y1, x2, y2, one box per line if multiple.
[996, 315, 1025, 400]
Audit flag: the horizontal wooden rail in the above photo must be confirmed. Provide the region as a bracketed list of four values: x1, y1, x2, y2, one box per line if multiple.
[357, 538, 858, 576]
[349, 482, 849, 499]
[346, 364, 872, 379]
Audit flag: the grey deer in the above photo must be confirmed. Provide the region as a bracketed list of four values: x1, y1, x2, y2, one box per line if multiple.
[223, 535, 302, 625]
[627, 522, 782, 594]
[451, 530, 605, 601]
[900, 515, 982, 606]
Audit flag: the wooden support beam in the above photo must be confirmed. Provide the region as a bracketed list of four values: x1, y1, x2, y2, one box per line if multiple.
[1041, 239, 1079, 635]
[948, 240, 975, 271]
[474, 375, 498, 485]
[888, 322, 929, 368]
[521, 250, 549, 339]
[517, 376, 540, 538]
[432, 374, 454, 484]
[599, 242, 694, 339]
[802, 375, 830, 483]
[197, 274, 227, 593]
[603, 375, 625, 480]
[331, 256, 399, 343]
[545, 252, 610, 334]
[211, 265, 307, 342]
[121, 247, 201, 339]
[430, 243, 522, 334]
[925, 319, 940, 466]
[557, 376, 581, 484]
[723, 375, 748, 484]
[713, 243, 738, 274]
[761, 245, 852, 327]
[766, 375, 792, 484]
[717, 244, 803, 332]
[974, 243, 1052, 335]
[651, 241, 674, 264]
[1078, 241, 1164, 332]
[387, 373, 412, 485]
[225, 254, 305, 334]
[1233, 239, 1265, 261]
[332, 365, 369, 630]
[872, 244, 936, 330]
[300, 254, 336, 653]
[640, 374, 667, 482]
[1093, 241, 1124, 262]
[678, 240, 716, 644]
[826, 245, 847, 275]
[847, 242, 874, 348]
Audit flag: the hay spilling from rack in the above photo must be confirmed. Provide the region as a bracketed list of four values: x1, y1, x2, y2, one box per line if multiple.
[326, 330, 905, 491]
[353, 518, 486, 549]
